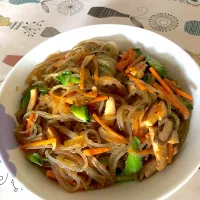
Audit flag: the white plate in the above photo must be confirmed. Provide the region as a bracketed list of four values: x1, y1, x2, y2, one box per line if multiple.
[0, 24, 200, 200]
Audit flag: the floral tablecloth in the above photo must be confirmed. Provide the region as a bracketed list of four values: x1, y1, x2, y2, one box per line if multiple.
[0, 0, 200, 199]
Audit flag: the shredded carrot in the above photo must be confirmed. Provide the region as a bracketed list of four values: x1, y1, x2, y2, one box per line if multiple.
[116, 59, 129, 71]
[88, 96, 108, 104]
[132, 110, 143, 136]
[164, 78, 192, 100]
[83, 148, 111, 156]
[153, 82, 190, 119]
[127, 74, 154, 94]
[128, 149, 154, 155]
[46, 170, 57, 180]
[92, 113, 128, 144]
[116, 48, 136, 71]
[137, 136, 147, 143]
[26, 113, 36, 131]
[126, 55, 145, 73]
[93, 57, 99, 80]
[168, 143, 173, 163]
[127, 48, 136, 65]
[132, 118, 139, 136]
[80, 66, 85, 89]
[149, 67, 173, 94]
[21, 138, 57, 151]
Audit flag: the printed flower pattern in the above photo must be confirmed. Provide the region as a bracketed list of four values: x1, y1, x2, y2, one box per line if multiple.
[180, 0, 200, 6]
[57, 0, 84, 16]
[149, 13, 179, 32]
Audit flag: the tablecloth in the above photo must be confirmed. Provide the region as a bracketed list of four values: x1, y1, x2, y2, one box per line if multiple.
[0, 0, 200, 199]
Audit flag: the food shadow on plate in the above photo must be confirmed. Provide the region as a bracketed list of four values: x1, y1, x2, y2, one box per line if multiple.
[0, 104, 18, 177]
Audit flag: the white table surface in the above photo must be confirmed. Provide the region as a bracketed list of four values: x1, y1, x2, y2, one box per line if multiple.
[0, 0, 200, 199]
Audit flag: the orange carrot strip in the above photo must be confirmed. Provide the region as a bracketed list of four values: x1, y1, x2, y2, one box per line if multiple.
[149, 67, 173, 94]
[153, 82, 190, 119]
[21, 138, 57, 151]
[80, 66, 85, 89]
[26, 113, 36, 130]
[116, 59, 129, 71]
[137, 136, 147, 143]
[46, 170, 57, 180]
[127, 48, 136, 65]
[128, 149, 154, 155]
[116, 49, 136, 71]
[132, 118, 139, 136]
[168, 143, 173, 164]
[83, 148, 111, 156]
[164, 78, 192, 100]
[88, 96, 108, 104]
[127, 74, 154, 94]
[92, 113, 128, 144]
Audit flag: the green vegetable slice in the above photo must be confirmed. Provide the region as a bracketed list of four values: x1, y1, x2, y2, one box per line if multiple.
[21, 90, 31, 110]
[20, 85, 49, 109]
[71, 105, 90, 123]
[133, 48, 142, 58]
[124, 136, 143, 175]
[142, 74, 148, 83]
[116, 175, 135, 183]
[27, 153, 47, 166]
[69, 76, 80, 84]
[56, 71, 80, 85]
[146, 56, 168, 78]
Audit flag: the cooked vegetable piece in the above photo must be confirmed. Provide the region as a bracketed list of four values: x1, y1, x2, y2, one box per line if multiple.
[146, 56, 167, 78]
[141, 74, 148, 83]
[83, 148, 111, 156]
[181, 97, 193, 110]
[21, 85, 49, 109]
[71, 105, 90, 123]
[143, 101, 167, 126]
[133, 48, 142, 58]
[21, 90, 31, 110]
[46, 170, 57, 179]
[56, 71, 80, 85]
[124, 136, 143, 175]
[116, 175, 135, 183]
[27, 153, 47, 166]
[98, 156, 109, 166]
[27, 88, 38, 112]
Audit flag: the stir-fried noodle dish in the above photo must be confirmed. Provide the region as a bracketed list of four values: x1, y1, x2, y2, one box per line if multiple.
[15, 40, 193, 192]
